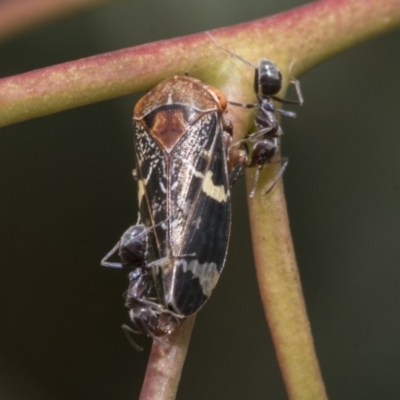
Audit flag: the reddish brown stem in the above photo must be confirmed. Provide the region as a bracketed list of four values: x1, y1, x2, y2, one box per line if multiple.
[139, 317, 195, 400]
[1, 0, 399, 129]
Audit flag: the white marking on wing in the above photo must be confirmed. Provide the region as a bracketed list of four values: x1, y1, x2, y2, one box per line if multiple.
[159, 181, 167, 193]
[142, 166, 153, 186]
[185, 162, 205, 179]
[137, 179, 145, 203]
[171, 180, 178, 191]
[186, 260, 219, 297]
[202, 170, 228, 202]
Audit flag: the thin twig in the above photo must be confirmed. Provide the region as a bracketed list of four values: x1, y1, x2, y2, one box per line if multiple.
[139, 316, 195, 400]
[1, 0, 400, 128]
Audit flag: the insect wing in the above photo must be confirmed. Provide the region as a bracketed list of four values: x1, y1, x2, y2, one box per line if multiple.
[133, 77, 231, 317]
[165, 111, 231, 316]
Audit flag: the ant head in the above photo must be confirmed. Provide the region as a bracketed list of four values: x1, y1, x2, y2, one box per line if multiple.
[255, 59, 282, 97]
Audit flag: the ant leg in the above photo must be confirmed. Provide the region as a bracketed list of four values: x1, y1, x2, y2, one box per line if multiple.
[249, 157, 289, 198]
[122, 324, 144, 351]
[272, 79, 303, 106]
[228, 100, 258, 109]
[275, 108, 297, 118]
[101, 241, 123, 268]
[249, 167, 262, 198]
[264, 157, 289, 195]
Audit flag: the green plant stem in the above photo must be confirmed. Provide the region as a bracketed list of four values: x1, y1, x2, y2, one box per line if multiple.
[248, 174, 328, 400]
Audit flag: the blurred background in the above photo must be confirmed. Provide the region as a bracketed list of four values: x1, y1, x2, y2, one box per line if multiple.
[1, 0, 400, 399]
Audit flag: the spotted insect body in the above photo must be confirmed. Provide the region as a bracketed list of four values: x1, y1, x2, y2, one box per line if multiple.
[102, 75, 241, 346]
[133, 76, 236, 317]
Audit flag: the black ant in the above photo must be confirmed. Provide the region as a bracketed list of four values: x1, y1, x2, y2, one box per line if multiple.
[101, 221, 180, 351]
[208, 33, 303, 197]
